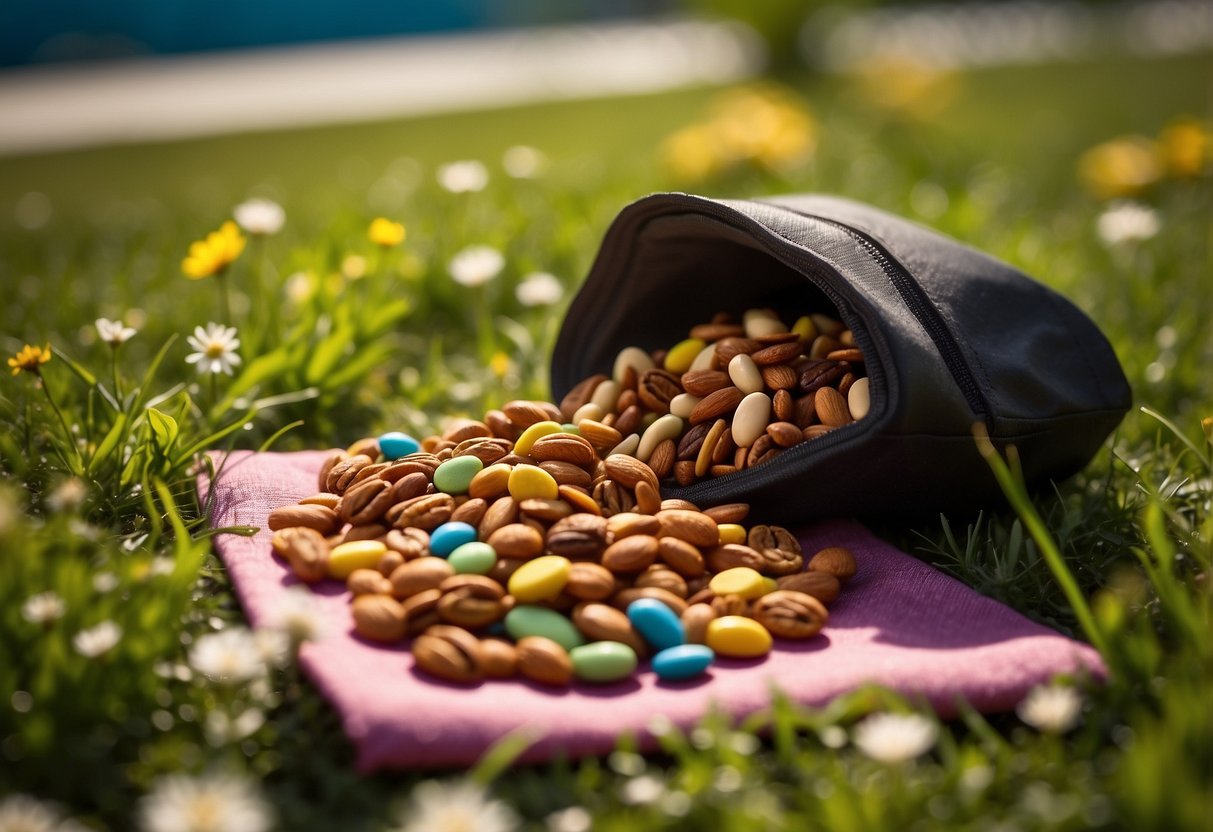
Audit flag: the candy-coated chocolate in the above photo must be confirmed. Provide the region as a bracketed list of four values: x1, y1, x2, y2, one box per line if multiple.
[448, 541, 497, 575]
[433, 455, 484, 495]
[328, 540, 388, 579]
[664, 338, 706, 374]
[626, 598, 685, 652]
[652, 644, 714, 681]
[378, 431, 420, 460]
[512, 420, 563, 456]
[507, 464, 559, 501]
[505, 605, 585, 652]
[429, 521, 478, 558]
[708, 567, 768, 600]
[570, 641, 638, 683]
[509, 555, 571, 603]
[717, 523, 747, 545]
[706, 615, 772, 658]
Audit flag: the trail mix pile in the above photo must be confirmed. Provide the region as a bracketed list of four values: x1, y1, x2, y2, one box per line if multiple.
[267, 308, 862, 686]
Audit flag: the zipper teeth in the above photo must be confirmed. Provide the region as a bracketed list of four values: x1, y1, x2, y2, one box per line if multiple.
[815, 217, 991, 421]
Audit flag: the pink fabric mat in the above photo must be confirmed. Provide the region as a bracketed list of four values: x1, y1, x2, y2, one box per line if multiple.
[200, 449, 1104, 772]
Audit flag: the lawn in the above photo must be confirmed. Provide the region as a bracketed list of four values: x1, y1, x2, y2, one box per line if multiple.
[0, 47, 1210, 830]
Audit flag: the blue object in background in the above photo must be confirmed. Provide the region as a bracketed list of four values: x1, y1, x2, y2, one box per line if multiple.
[0, 0, 672, 67]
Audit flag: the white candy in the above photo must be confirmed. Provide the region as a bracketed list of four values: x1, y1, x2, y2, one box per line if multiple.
[728, 353, 764, 394]
[636, 414, 683, 462]
[731, 392, 772, 448]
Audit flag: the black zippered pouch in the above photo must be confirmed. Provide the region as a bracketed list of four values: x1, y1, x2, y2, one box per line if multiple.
[550, 193, 1131, 522]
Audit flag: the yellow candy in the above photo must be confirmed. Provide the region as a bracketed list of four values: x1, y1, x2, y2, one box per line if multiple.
[513, 420, 563, 456]
[508, 464, 559, 501]
[717, 523, 747, 545]
[708, 567, 768, 600]
[791, 315, 818, 342]
[328, 540, 388, 579]
[509, 555, 572, 603]
[706, 615, 773, 658]
[664, 338, 707, 374]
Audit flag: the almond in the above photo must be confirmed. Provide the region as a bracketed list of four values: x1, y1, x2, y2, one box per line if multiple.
[808, 546, 857, 581]
[689, 386, 744, 424]
[749, 341, 803, 366]
[529, 433, 596, 468]
[267, 503, 342, 535]
[578, 419, 623, 453]
[603, 454, 659, 492]
[760, 364, 800, 390]
[559, 373, 607, 421]
[656, 509, 719, 548]
[776, 570, 841, 604]
[601, 534, 660, 573]
[680, 369, 731, 397]
[766, 421, 804, 448]
[486, 523, 545, 558]
[502, 399, 561, 428]
[352, 594, 407, 642]
[648, 438, 676, 481]
[815, 387, 853, 427]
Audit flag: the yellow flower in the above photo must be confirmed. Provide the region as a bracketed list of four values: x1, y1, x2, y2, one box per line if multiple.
[8, 343, 52, 376]
[1158, 117, 1211, 178]
[1078, 136, 1163, 200]
[369, 217, 406, 247]
[182, 221, 246, 279]
[489, 351, 511, 379]
[852, 58, 960, 121]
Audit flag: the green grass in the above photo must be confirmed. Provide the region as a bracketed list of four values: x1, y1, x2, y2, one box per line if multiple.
[0, 48, 1210, 830]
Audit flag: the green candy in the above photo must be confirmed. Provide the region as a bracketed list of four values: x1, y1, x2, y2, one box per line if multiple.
[447, 541, 497, 575]
[504, 605, 585, 652]
[570, 641, 638, 683]
[433, 455, 483, 495]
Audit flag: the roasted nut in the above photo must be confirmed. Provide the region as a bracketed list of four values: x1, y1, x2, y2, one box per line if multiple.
[478, 496, 519, 539]
[808, 546, 857, 581]
[572, 603, 647, 656]
[503, 399, 562, 428]
[515, 636, 573, 686]
[271, 526, 331, 583]
[603, 455, 659, 492]
[689, 386, 744, 424]
[611, 586, 688, 616]
[634, 565, 688, 598]
[384, 527, 429, 560]
[436, 575, 511, 628]
[702, 503, 750, 524]
[529, 433, 597, 468]
[565, 561, 616, 600]
[539, 460, 594, 489]
[815, 387, 853, 428]
[656, 509, 719, 548]
[637, 369, 683, 413]
[751, 590, 829, 639]
[352, 594, 407, 642]
[657, 536, 706, 577]
[326, 453, 375, 493]
[450, 497, 489, 528]
[479, 638, 518, 678]
[486, 523, 545, 559]
[601, 534, 660, 573]
[348, 568, 393, 596]
[681, 603, 716, 644]
[413, 625, 484, 683]
[267, 504, 342, 535]
[560, 373, 608, 421]
[390, 557, 455, 598]
[546, 513, 608, 559]
[705, 543, 765, 573]
[775, 571, 841, 604]
[607, 512, 662, 539]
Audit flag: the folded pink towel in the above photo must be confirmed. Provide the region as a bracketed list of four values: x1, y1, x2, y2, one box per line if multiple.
[200, 449, 1103, 772]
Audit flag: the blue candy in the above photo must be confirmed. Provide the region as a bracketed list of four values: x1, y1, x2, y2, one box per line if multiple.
[378, 431, 421, 460]
[627, 598, 685, 652]
[652, 644, 714, 681]
[428, 521, 478, 558]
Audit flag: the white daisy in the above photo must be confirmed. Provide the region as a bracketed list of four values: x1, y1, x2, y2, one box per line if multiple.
[1096, 201, 1160, 246]
[514, 272, 563, 307]
[185, 324, 242, 377]
[188, 628, 264, 685]
[545, 806, 591, 832]
[620, 774, 666, 806]
[1016, 683, 1083, 734]
[233, 198, 285, 236]
[21, 591, 65, 624]
[437, 160, 489, 193]
[391, 779, 518, 832]
[502, 145, 546, 179]
[73, 620, 122, 658]
[93, 572, 119, 593]
[96, 317, 137, 346]
[253, 628, 291, 668]
[46, 478, 87, 512]
[0, 793, 86, 832]
[448, 246, 505, 288]
[268, 586, 327, 644]
[137, 770, 273, 832]
[851, 712, 938, 764]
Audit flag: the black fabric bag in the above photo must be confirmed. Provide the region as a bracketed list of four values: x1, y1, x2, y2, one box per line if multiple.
[550, 193, 1131, 522]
